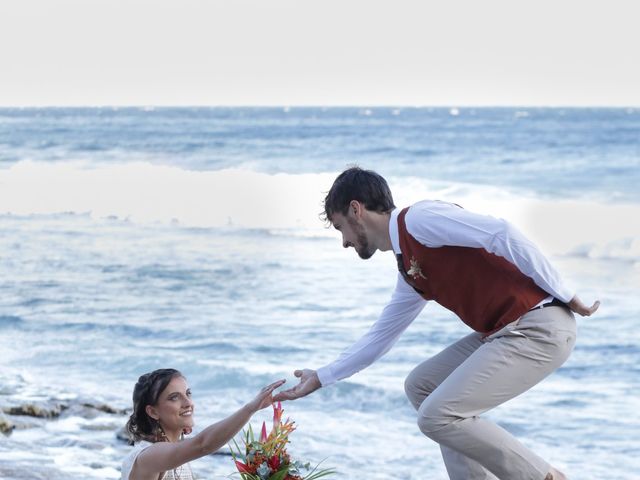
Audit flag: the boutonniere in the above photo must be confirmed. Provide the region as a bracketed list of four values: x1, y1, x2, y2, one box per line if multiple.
[407, 257, 427, 280]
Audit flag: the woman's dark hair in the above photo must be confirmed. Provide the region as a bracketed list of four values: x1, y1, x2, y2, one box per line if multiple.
[125, 368, 183, 443]
[322, 166, 395, 224]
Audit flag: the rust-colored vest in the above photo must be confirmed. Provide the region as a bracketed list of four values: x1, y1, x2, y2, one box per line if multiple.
[397, 207, 548, 334]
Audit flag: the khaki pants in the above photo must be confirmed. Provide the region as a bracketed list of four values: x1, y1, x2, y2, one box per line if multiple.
[404, 306, 576, 480]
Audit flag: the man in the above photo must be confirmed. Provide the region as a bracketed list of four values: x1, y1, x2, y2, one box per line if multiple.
[273, 167, 599, 480]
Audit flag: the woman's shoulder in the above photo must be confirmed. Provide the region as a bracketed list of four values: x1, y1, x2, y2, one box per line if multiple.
[121, 441, 154, 480]
[122, 441, 194, 480]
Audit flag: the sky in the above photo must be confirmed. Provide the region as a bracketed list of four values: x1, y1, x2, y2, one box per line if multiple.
[0, 0, 638, 107]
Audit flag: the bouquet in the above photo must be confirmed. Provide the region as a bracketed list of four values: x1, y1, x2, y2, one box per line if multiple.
[230, 402, 336, 480]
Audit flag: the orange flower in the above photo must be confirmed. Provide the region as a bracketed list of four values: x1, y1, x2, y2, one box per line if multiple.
[273, 401, 284, 428]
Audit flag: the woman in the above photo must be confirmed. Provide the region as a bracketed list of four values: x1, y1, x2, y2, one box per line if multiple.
[122, 368, 285, 480]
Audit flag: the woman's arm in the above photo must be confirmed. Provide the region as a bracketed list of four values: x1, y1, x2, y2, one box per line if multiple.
[132, 379, 285, 478]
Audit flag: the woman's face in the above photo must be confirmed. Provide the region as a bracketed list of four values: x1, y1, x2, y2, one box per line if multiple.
[146, 375, 195, 437]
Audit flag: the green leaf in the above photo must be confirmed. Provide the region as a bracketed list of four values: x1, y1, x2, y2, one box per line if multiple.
[304, 469, 337, 480]
[238, 474, 260, 480]
[268, 470, 288, 480]
[230, 437, 245, 461]
[303, 458, 337, 480]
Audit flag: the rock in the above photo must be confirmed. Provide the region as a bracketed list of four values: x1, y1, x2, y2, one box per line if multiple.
[213, 448, 233, 456]
[115, 425, 134, 444]
[2, 403, 67, 418]
[81, 402, 128, 415]
[0, 412, 15, 435]
[62, 402, 127, 420]
[1, 400, 125, 420]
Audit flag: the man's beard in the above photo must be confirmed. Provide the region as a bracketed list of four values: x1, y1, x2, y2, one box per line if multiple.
[355, 239, 374, 259]
[351, 220, 375, 259]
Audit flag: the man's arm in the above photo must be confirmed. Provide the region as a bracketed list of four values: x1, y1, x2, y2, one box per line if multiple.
[273, 275, 426, 402]
[567, 296, 600, 316]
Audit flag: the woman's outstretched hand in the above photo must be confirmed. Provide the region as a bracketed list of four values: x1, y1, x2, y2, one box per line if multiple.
[246, 379, 286, 412]
[272, 369, 321, 402]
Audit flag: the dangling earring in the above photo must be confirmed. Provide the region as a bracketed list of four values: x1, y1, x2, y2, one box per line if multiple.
[154, 419, 168, 443]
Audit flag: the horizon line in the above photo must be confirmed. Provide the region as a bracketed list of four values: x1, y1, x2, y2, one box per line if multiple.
[0, 104, 638, 109]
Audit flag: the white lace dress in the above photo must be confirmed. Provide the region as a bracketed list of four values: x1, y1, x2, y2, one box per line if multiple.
[121, 441, 194, 480]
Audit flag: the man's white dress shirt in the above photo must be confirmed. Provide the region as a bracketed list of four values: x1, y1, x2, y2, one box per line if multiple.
[316, 200, 574, 386]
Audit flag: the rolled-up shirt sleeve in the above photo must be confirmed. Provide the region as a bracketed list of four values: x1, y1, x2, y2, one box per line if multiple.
[405, 201, 575, 303]
[316, 274, 427, 386]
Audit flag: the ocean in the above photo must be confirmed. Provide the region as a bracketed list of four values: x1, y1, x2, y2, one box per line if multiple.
[0, 107, 639, 479]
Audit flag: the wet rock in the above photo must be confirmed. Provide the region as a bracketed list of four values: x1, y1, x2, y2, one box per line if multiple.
[62, 401, 127, 420]
[0, 412, 15, 435]
[1, 400, 125, 420]
[116, 425, 134, 444]
[213, 447, 233, 456]
[2, 403, 68, 418]
[81, 402, 128, 415]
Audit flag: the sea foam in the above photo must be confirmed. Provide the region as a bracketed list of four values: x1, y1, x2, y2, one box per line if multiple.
[1, 160, 638, 263]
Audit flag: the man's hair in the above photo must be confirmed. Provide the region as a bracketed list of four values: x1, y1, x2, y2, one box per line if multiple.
[322, 166, 395, 223]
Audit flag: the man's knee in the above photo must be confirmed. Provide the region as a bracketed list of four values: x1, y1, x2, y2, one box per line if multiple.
[403, 373, 417, 400]
[417, 401, 455, 437]
[404, 371, 437, 410]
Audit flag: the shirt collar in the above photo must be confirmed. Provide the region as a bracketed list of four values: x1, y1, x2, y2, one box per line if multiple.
[389, 207, 401, 254]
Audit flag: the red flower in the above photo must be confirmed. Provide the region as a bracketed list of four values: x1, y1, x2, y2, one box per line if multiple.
[234, 460, 252, 474]
[260, 421, 268, 443]
[268, 454, 280, 470]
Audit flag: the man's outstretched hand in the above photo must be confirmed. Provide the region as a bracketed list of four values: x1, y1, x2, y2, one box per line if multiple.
[272, 369, 321, 402]
[567, 295, 600, 317]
